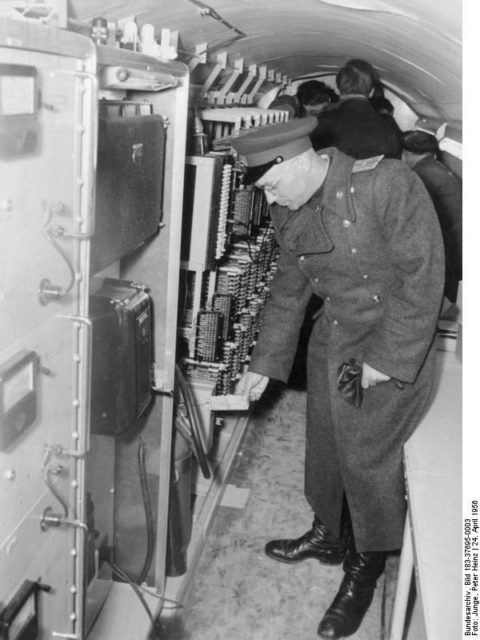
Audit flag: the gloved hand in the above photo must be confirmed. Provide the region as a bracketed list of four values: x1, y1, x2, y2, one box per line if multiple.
[337, 358, 363, 407]
[338, 359, 396, 407]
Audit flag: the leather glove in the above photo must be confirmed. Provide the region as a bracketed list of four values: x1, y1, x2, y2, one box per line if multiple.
[337, 358, 363, 408]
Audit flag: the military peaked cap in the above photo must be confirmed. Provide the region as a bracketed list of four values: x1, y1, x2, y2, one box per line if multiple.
[232, 116, 317, 183]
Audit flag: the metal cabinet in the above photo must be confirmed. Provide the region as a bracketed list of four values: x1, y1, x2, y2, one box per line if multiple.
[0, 18, 96, 640]
[0, 17, 190, 640]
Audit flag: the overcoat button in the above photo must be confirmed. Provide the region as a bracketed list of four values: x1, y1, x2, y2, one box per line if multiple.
[333, 319, 339, 325]
[343, 219, 351, 227]
[373, 294, 381, 303]
[313, 277, 319, 283]
[351, 247, 358, 254]
[325, 296, 331, 302]
[298, 255, 305, 263]
[363, 274, 369, 279]
[336, 190, 343, 199]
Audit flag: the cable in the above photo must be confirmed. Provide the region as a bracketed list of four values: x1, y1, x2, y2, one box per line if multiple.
[42, 227, 76, 296]
[109, 561, 163, 640]
[39, 204, 76, 304]
[136, 438, 156, 586]
[245, 236, 255, 263]
[109, 560, 183, 610]
[41, 448, 69, 518]
[187, 0, 246, 38]
[181, 268, 191, 324]
[174, 364, 211, 479]
[137, 587, 183, 611]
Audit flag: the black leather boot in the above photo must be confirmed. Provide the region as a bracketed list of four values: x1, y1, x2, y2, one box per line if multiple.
[317, 549, 386, 639]
[264, 516, 350, 565]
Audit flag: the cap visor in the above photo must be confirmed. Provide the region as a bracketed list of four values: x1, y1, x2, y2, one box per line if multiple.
[243, 159, 279, 185]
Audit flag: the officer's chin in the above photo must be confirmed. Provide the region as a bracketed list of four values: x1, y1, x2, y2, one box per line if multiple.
[286, 201, 303, 211]
[278, 199, 297, 211]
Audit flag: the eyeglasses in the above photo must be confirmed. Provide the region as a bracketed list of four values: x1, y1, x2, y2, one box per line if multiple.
[255, 160, 291, 195]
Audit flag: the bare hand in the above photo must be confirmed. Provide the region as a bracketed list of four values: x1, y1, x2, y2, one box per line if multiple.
[235, 371, 269, 402]
[361, 362, 391, 389]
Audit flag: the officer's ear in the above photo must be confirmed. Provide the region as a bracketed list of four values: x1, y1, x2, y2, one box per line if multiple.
[293, 150, 313, 173]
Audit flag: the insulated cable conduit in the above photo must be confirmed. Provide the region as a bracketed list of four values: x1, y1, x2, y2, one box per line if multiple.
[136, 437, 156, 586]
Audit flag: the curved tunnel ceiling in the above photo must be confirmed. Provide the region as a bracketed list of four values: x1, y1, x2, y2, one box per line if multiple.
[68, 0, 462, 123]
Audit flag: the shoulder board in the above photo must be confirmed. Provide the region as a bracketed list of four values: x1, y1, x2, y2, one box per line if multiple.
[352, 155, 384, 173]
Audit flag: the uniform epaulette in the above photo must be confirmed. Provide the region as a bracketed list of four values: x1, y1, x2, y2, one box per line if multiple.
[352, 155, 384, 173]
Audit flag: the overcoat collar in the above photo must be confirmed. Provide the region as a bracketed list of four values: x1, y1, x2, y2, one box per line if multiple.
[321, 148, 357, 223]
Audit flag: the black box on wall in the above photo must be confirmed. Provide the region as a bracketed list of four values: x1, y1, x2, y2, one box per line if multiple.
[89, 278, 153, 437]
[90, 114, 166, 274]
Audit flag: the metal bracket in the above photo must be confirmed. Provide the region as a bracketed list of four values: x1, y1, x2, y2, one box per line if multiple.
[234, 64, 257, 102]
[246, 65, 267, 103]
[216, 57, 244, 103]
[188, 42, 208, 72]
[201, 51, 228, 95]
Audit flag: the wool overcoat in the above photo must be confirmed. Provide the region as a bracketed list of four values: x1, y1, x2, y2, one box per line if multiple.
[413, 155, 462, 302]
[249, 149, 445, 552]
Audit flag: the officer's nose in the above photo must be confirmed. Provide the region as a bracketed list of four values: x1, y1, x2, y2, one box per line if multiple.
[265, 191, 276, 204]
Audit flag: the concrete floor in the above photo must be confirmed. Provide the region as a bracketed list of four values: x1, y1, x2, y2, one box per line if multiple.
[159, 381, 401, 640]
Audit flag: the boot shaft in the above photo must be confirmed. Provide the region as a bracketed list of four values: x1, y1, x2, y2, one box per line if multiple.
[342, 549, 386, 585]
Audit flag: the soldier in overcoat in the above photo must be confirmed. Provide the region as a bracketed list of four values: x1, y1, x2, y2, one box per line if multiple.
[233, 116, 445, 639]
[401, 129, 462, 304]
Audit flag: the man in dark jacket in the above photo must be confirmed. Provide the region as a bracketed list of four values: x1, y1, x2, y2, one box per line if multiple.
[310, 59, 402, 158]
[233, 117, 444, 639]
[401, 129, 462, 304]
[296, 79, 339, 117]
